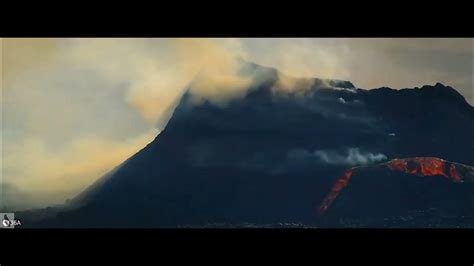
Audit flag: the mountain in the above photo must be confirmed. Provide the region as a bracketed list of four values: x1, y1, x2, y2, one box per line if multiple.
[28, 62, 474, 228]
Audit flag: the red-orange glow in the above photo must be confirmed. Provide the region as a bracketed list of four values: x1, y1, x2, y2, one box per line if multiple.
[386, 157, 461, 180]
[318, 157, 470, 215]
[318, 170, 353, 214]
[449, 164, 462, 182]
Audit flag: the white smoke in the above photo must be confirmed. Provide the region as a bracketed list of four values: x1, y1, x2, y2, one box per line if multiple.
[288, 147, 387, 166]
[314, 148, 387, 165]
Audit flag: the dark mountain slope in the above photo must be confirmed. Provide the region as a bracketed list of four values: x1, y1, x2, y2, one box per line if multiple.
[29, 62, 474, 227]
[318, 157, 474, 227]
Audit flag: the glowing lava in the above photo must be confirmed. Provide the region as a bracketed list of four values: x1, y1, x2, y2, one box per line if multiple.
[387, 157, 448, 178]
[318, 170, 353, 214]
[318, 157, 474, 215]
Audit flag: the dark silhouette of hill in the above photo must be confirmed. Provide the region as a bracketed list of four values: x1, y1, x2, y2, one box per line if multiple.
[27, 62, 474, 228]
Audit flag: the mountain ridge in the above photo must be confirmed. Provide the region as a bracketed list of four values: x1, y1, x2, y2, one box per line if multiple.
[21, 62, 474, 228]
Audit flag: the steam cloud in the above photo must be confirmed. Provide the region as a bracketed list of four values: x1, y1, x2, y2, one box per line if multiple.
[315, 148, 387, 165]
[288, 148, 388, 166]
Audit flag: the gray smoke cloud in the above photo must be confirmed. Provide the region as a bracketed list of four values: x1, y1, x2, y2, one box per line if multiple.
[288, 148, 387, 166]
[315, 148, 387, 165]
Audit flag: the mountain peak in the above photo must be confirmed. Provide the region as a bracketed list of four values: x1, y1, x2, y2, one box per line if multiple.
[28, 62, 474, 228]
[235, 59, 356, 89]
[418, 82, 468, 104]
[434, 82, 446, 88]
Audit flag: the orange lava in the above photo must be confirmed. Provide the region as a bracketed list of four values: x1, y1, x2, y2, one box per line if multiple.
[318, 157, 469, 215]
[386, 157, 465, 181]
[318, 170, 353, 214]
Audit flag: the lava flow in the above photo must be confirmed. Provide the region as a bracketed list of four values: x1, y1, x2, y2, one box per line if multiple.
[318, 170, 353, 214]
[318, 157, 474, 215]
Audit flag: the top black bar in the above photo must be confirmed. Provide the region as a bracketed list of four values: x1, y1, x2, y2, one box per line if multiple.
[2, 6, 473, 37]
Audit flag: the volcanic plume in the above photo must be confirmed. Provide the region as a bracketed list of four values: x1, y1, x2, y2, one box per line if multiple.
[318, 157, 474, 215]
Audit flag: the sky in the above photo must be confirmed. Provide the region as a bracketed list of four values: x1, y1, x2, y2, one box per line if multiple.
[1, 38, 473, 210]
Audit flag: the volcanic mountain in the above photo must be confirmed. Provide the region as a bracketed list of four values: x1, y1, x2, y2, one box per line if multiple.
[26, 62, 474, 228]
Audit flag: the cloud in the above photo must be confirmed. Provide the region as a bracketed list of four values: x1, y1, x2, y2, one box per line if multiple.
[314, 148, 387, 165]
[3, 38, 251, 123]
[2, 38, 251, 208]
[62, 38, 253, 121]
[242, 38, 473, 104]
[2, 130, 158, 210]
[1, 183, 38, 211]
[271, 71, 316, 94]
[288, 148, 387, 166]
